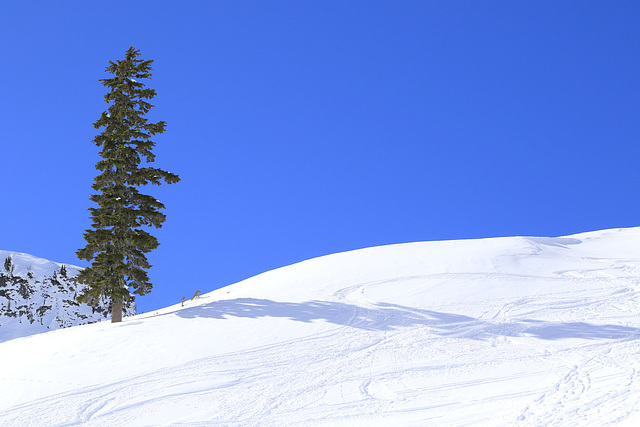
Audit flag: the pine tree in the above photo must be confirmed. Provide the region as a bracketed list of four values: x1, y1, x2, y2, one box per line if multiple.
[77, 47, 180, 323]
[4, 256, 15, 276]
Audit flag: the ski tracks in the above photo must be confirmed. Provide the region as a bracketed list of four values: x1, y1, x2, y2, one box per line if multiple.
[2, 253, 639, 425]
[514, 256, 640, 425]
[517, 348, 640, 426]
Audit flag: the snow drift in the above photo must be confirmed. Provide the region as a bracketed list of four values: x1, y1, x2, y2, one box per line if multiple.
[0, 227, 639, 425]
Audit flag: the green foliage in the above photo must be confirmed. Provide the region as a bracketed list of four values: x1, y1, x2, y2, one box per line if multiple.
[76, 47, 180, 320]
[4, 256, 14, 276]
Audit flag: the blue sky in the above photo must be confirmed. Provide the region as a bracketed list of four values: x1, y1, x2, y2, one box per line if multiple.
[1, 1, 638, 313]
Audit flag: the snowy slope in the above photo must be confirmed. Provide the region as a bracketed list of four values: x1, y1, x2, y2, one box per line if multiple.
[0, 227, 639, 425]
[0, 251, 135, 343]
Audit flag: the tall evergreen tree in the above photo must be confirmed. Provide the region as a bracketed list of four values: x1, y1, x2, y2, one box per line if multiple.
[77, 47, 180, 323]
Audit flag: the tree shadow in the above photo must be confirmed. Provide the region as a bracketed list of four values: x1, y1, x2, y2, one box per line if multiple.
[174, 298, 640, 341]
[519, 320, 638, 340]
[526, 237, 583, 248]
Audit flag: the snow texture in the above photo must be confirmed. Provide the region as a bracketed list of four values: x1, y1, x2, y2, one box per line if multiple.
[1, 227, 639, 425]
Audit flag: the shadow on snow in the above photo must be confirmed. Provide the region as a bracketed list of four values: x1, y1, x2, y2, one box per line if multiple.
[174, 298, 640, 341]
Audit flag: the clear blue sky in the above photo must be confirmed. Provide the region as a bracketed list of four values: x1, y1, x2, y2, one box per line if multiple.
[1, 1, 638, 313]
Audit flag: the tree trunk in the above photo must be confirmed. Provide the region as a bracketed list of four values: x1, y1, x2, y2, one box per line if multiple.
[111, 297, 123, 323]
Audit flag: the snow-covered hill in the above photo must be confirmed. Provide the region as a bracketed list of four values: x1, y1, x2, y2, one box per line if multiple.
[1, 228, 639, 425]
[0, 251, 136, 343]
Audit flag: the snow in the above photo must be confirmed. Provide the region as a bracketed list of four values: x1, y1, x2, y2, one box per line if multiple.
[1, 227, 639, 425]
[0, 251, 135, 343]
[0, 250, 81, 281]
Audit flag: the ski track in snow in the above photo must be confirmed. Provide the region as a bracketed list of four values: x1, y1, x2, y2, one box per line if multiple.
[1, 229, 640, 425]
